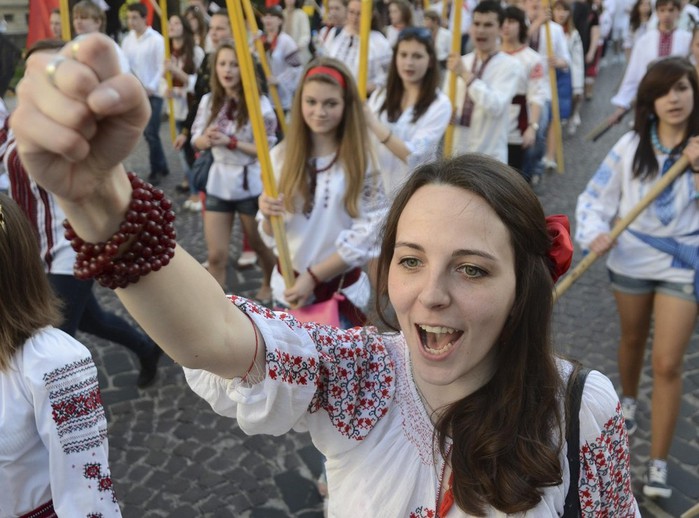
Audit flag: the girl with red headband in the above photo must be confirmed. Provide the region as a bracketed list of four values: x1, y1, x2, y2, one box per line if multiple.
[258, 57, 387, 326]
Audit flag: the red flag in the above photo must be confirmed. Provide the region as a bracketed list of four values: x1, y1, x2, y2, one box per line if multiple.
[28, 0, 60, 47]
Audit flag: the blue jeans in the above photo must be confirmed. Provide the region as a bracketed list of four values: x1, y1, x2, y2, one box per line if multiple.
[48, 274, 156, 360]
[522, 100, 550, 181]
[145, 96, 168, 174]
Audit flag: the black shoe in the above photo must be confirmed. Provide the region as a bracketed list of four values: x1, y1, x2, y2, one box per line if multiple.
[137, 345, 163, 388]
[175, 182, 190, 194]
[147, 171, 161, 186]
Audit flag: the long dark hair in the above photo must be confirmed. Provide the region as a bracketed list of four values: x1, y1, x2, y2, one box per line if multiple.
[375, 155, 564, 515]
[633, 57, 699, 180]
[170, 14, 197, 75]
[380, 28, 439, 123]
[629, 0, 649, 32]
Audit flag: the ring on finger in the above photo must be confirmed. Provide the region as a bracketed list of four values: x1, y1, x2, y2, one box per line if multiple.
[45, 56, 68, 88]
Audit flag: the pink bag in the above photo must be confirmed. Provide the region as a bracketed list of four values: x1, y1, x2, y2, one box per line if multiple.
[287, 293, 345, 327]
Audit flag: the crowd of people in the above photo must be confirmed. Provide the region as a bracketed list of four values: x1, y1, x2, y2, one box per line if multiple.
[1, 0, 699, 515]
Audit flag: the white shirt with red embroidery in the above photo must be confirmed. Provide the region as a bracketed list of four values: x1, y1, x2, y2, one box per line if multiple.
[184, 297, 640, 517]
[0, 327, 121, 517]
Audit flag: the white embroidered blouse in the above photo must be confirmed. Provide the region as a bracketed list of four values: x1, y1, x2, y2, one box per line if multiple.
[259, 145, 388, 308]
[191, 93, 277, 201]
[367, 88, 452, 198]
[185, 297, 640, 518]
[576, 131, 699, 284]
[0, 327, 121, 517]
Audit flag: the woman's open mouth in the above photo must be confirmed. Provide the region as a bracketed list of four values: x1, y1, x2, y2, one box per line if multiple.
[416, 324, 463, 356]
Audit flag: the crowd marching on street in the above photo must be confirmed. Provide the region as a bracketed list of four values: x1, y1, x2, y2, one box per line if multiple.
[1, 0, 699, 516]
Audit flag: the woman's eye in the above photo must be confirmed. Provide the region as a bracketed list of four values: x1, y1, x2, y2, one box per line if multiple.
[459, 264, 485, 278]
[398, 257, 421, 269]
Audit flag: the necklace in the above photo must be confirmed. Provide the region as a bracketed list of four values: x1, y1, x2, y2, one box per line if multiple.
[650, 120, 682, 155]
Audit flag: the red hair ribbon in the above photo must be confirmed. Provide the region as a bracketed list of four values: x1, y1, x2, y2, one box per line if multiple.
[305, 66, 346, 89]
[546, 214, 573, 283]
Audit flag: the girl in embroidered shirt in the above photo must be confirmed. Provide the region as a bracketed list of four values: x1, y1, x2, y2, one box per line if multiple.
[14, 33, 646, 517]
[0, 194, 121, 517]
[365, 26, 452, 198]
[258, 58, 386, 326]
[576, 57, 699, 499]
[191, 41, 277, 301]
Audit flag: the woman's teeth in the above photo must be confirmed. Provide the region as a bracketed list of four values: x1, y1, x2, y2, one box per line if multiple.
[417, 324, 460, 355]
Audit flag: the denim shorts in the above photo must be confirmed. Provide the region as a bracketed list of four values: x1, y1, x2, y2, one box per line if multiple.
[608, 269, 696, 302]
[205, 194, 259, 215]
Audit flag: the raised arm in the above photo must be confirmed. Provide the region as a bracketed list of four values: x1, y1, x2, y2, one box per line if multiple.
[11, 34, 263, 380]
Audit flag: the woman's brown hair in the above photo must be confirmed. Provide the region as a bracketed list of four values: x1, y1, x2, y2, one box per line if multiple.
[278, 57, 371, 218]
[207, 41, 255, 130]
[184, 4, 209, 48]
[0, 194, 62, 370]
[380, 27, 440, 123]
[633, 57, 699, 180]
[375, 155, 564, 515]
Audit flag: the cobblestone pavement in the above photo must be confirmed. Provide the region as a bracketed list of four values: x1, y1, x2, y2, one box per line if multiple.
[13, 56, 697, 516]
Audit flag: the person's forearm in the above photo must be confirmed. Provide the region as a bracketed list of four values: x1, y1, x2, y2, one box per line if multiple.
[308, 252, 351, 283]
[55, 166, 261, 379]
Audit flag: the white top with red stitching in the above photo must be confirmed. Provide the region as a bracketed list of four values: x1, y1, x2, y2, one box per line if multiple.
[184, 297, 640, 517]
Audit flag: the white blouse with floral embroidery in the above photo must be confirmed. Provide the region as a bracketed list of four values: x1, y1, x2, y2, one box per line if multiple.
[184, 297, 640, 517]
[0, 327, 121, 517]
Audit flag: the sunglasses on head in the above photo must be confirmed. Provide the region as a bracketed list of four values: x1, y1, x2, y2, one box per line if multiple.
[397, 26, 433, 44]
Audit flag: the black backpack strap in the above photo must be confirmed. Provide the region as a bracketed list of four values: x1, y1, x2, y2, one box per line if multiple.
[563, 364, 591, 517]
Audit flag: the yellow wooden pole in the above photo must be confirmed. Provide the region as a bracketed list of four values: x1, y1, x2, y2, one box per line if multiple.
[442, 0, 463, 157]
[541, 0, 564, 173]
[323, 0, 329, 22]
[159, 0, 177, 143]
[227, 0, 295, 289]
[554, 155, 690, 302]
[357, 0, 372, 100]
[59, 0, 71, 41]
[441, 0, 448, 24]
[241, 0, 288, 136]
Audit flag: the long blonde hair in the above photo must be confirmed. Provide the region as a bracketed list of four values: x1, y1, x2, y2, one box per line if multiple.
[278, 57, 370, 217]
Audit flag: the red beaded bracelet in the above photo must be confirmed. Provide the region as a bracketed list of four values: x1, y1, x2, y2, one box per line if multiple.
[63, 172, 177, 289]
[227, 136, 238, 150]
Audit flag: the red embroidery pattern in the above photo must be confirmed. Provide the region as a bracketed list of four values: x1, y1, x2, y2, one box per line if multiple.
[84, 463, 117, 503]
[232, 296, 396, 441]
[44, 358, 108, 454]
[410, 507, 436, 518]
[578, 402, 636, 515]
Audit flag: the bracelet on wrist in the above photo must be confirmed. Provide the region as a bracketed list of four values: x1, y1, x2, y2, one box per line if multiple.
[380, 129, 392, 145]
[63, 172, 177, 290]
[306, 266, 321, 286]
[227, 136, 238, 150]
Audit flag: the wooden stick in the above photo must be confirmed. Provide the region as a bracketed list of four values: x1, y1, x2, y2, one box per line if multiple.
[59, 0, 71, 41]
[553, 155, 690, 302]
[357, 0, 372, 100]
[241, 0, 288, 136]
[681, 502, 699, 518]
[585, 107, 631, 142]
[227, 0, 295, 289]
[541, 0, 564, 173]
[159, 0, 177, 143]
[442, 0, 463, 157]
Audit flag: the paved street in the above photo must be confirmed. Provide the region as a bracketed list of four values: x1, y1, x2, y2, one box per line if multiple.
[16, 57, 697, 516]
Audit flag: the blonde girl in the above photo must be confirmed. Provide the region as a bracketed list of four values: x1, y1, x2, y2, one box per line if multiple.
[191, 41, 277, 301]
[258, 57, 387, 326]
